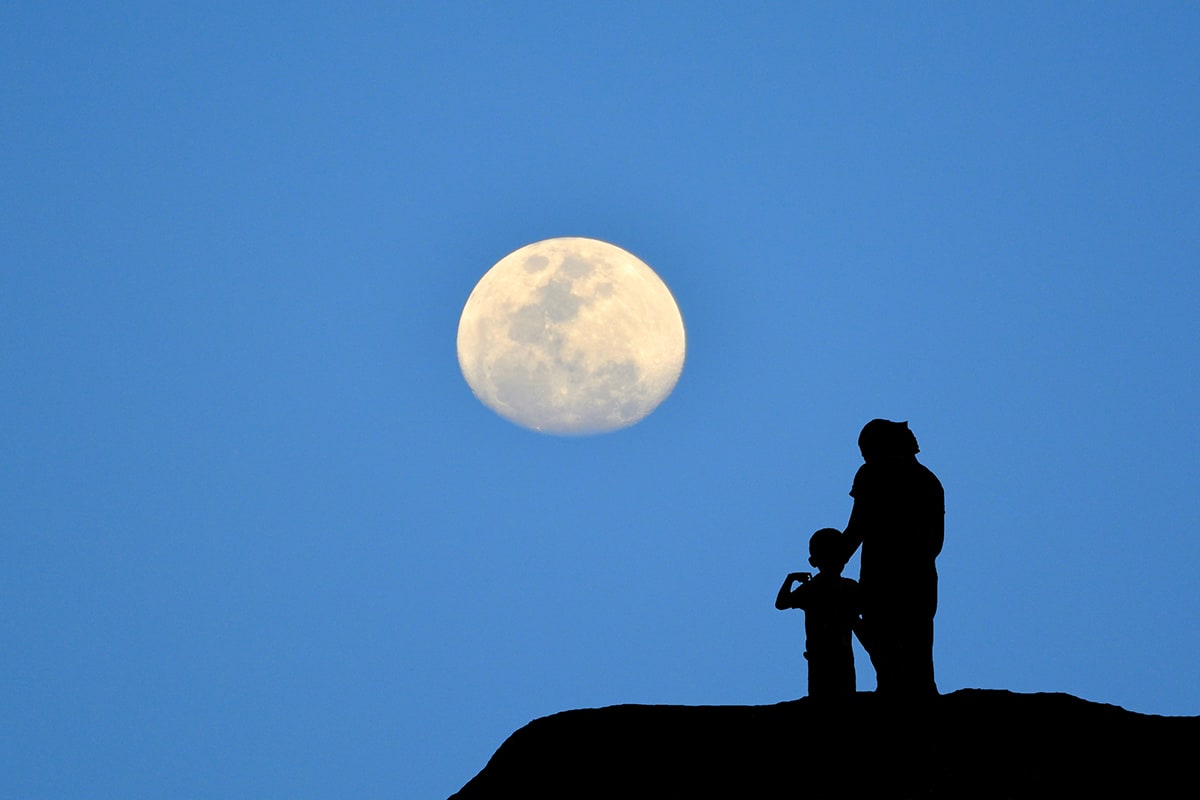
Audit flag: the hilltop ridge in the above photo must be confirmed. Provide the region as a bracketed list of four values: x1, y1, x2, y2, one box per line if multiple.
[451, 689, 1197, 799]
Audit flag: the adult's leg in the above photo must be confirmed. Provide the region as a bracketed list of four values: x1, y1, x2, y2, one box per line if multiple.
[893, 614, 937, 696]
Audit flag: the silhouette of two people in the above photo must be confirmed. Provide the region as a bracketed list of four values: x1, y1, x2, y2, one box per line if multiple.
[777, 420, 945, 700]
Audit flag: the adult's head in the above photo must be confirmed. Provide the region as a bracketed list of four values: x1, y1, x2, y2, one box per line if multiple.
[858, 419, 919, 463]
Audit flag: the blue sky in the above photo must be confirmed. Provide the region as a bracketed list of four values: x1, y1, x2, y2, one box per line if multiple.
[3, 4, 1198, 798]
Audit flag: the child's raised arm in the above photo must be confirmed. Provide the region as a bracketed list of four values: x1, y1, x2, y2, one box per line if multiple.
[775, 572, 811, 610]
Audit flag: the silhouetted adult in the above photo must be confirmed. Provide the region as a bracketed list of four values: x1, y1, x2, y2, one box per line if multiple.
[842, 420, 944, 697]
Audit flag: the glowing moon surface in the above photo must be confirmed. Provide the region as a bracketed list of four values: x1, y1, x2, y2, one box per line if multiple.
[457, 237, 686, 435]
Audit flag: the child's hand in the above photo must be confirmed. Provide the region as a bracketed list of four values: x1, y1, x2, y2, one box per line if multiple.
[786, 571, 812, 584]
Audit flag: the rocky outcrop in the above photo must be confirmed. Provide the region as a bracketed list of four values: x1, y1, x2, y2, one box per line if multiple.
[451, 689, 1197, 798]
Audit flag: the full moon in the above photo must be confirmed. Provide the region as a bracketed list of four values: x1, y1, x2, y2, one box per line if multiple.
[457, 237, 686, 435]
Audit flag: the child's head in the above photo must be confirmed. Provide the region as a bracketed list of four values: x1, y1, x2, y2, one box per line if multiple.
[808, 527, 846, 573]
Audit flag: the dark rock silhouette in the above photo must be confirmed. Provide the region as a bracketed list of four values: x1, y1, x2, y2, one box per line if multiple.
[450, 690, 1197, 798]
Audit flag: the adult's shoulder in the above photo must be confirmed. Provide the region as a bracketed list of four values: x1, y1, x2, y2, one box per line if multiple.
[915, 460, 944, 491]
[913, 461, 945, 513]
[849, 463, 874, 497]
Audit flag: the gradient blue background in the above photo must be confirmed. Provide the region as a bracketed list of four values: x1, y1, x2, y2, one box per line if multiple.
[4, 4, 1198, 798]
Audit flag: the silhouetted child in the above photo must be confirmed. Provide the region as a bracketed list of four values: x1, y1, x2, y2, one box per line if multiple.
[775, 527, 861, 700]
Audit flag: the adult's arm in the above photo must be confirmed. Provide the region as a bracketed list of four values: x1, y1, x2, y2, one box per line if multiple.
[841, 500, 866, 564]
[841, 464, 871, 564]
